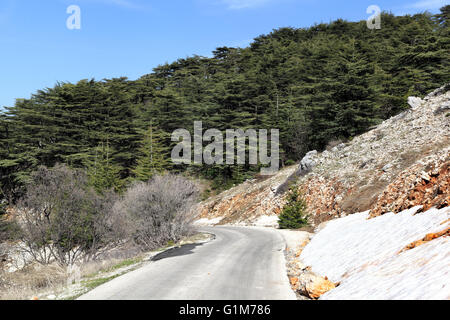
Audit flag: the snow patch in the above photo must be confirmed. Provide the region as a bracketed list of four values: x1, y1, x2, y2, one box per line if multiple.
[227, 215, 279, 227]
[253, 215, 279, 227]
[300, 206, 450, 299]
[194, 217, 223, 226]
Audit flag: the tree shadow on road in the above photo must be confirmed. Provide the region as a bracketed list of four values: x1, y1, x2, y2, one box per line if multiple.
[150, 243, 205, 262]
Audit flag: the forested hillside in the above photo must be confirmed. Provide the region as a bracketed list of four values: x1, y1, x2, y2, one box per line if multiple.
[1, 9, 449, 204]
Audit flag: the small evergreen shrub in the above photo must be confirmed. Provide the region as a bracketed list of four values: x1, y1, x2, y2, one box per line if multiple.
[285, 159, 296, 166]
[278, 186, 309, 229]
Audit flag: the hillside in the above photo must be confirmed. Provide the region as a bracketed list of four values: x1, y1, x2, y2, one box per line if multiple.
[197, 85, 449, 227]
[196, 86, 449, 299]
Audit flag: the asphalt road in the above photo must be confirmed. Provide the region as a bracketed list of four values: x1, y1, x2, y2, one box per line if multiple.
[78, 226, 296, 300]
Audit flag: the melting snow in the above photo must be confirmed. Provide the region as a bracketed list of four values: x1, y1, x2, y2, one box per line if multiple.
[300, 206, 450, 299]
[194, 217, 223, 226]
[253, 215, 279, 227]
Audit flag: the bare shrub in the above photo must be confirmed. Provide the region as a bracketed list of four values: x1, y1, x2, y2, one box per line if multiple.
[17, 164, 115, 266]
[113, 174, 200, 250]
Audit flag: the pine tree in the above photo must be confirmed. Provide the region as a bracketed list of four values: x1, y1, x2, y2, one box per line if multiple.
[85, 142, 124, 193]
[132, 122, 171, 181]
[278, 186, 309, 229]
[333, 39, 379, 138]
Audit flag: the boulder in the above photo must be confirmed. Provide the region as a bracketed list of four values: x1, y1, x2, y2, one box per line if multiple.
[299, 150, 318, 173]
[297, 271, 336, 299]
[407, 96, 423, 109]
[434, 102, 450, 115]
[382, 163, 393, 172]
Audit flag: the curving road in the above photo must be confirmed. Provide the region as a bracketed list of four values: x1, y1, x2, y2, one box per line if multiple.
[78, 226, 296, 300]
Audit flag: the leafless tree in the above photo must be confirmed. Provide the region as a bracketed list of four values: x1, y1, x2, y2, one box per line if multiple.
[112, 174, 200, 251]
[16, 166, 200, 266]
[17, 164, 114, 266]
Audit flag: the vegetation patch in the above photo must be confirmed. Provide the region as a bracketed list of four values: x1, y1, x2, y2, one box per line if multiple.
[82, 275, 120, 291]
[1, 10, 449, 202]
[279, 186, 309, 229]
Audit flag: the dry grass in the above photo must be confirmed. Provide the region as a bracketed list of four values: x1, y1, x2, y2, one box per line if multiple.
[0, 256, 139, 300]
[0, 240, 145, 300]
[0, 264, 67, 300]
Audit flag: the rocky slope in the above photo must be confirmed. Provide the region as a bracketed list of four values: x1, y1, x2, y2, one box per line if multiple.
[197, 85, 450, 227]
[196, 166, 296, 227]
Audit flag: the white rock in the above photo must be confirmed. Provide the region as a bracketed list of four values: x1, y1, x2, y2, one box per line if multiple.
[434, 102, 450, 115]
[407, 96, 423, 109]
[299, 150, 318, 172]
[420, 171, 430, 182]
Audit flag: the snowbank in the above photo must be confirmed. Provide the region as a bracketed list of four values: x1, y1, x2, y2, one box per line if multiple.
[300, 206, 450, 299]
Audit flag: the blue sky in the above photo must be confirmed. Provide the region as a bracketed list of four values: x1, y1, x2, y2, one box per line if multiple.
[0, 0, 447, 109]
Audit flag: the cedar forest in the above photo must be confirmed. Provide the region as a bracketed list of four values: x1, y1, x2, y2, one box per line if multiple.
[0, 9, 449, 207]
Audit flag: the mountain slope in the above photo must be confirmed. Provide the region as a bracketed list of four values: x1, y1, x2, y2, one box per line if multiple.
[197, 85, 450, 227]
[197, 85, 449, 299]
